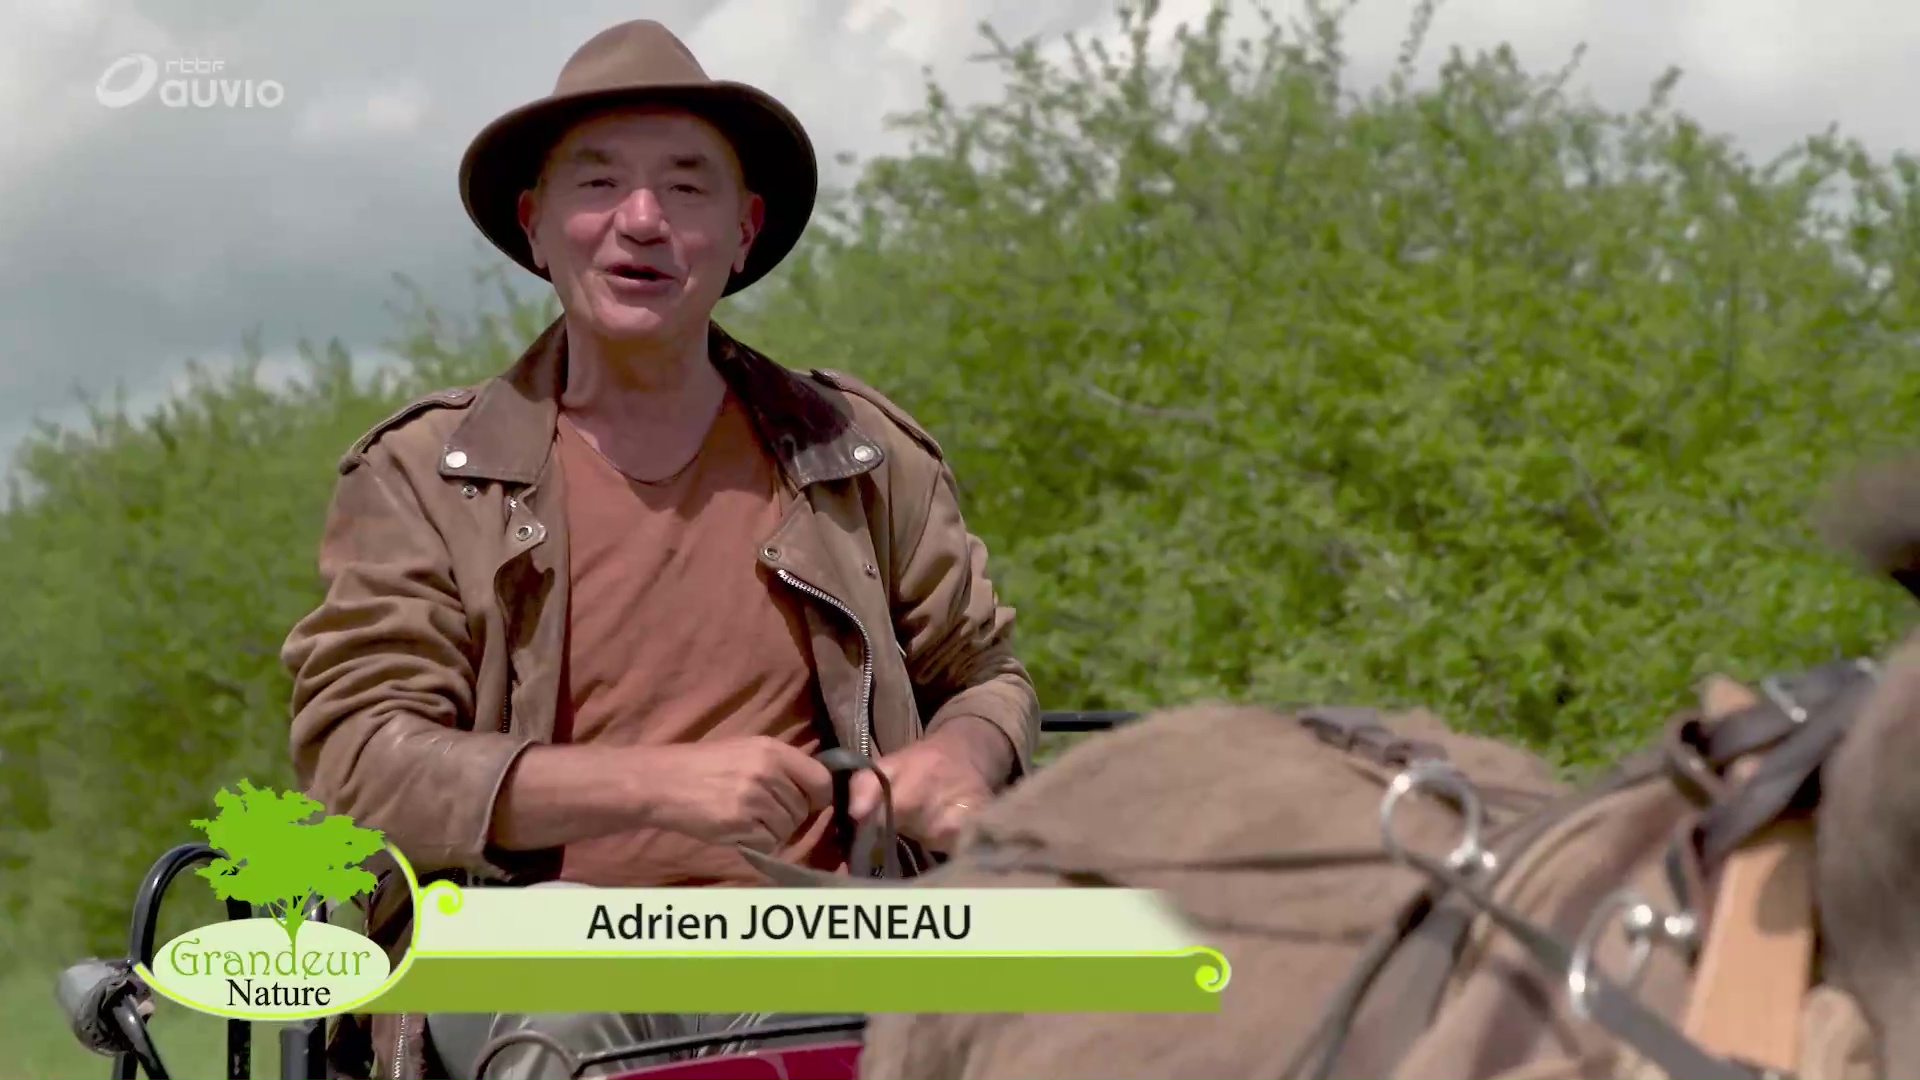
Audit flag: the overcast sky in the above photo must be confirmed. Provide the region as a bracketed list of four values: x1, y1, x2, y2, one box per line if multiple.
[5, 0, 1920, 475]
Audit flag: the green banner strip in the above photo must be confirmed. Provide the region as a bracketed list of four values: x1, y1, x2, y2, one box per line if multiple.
[372, 953, 1224, 1013]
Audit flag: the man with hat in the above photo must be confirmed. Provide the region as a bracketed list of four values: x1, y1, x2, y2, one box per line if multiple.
[280, 18, 1038, 1078]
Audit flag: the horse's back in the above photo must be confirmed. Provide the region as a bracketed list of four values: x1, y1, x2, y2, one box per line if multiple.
[858, 701, 1568, 1079]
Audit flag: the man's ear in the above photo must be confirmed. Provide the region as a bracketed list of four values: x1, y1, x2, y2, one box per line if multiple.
[733, 192, 766, 274]
[516, 188, 548, 272]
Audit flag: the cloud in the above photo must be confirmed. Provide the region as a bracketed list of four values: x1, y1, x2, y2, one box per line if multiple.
[0, 1, 152, 213]
[292, 80, 433, 144]
[4, 0, 1920, 480]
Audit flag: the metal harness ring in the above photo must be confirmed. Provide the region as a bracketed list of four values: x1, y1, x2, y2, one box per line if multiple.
[1379, 760, 1497, 876]
[1566, 888, 1696, 1020]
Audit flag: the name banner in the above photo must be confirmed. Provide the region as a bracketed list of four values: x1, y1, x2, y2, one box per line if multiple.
[141, 867, 1230, 1019]
[372, 882, 1229, 1014]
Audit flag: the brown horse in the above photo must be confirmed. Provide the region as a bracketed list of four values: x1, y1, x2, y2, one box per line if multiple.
[836, 457, 1920, 1080]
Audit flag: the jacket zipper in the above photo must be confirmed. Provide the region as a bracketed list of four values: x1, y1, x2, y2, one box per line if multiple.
[775, 568, 874, 759]
[393, 1014, 408, 1078]
[774, 568, 887, 878]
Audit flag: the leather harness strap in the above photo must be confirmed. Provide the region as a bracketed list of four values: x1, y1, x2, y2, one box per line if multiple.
[1694, 660, 1870, 763]
[1293, 706, 1476, 1079]
[1676, 676, 1828, 1077]
[1665, 659, 1875, 815]
[1692, 661, 1877, 872]
[1290, 709, 1503, 1076]
[1296, 705, 1455, 770]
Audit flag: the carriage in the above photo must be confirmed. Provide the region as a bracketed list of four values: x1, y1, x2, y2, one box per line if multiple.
[56, 711, 1140, 1080]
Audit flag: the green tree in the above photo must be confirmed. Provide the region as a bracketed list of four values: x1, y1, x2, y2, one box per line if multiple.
[189, 780, 386, 948]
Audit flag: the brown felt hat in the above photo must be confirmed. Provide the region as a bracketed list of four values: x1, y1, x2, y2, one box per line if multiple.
[458, 19, 817, 296]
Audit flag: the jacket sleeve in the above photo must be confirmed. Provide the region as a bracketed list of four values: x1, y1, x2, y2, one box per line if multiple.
[888, 455, 1040, 782]
[280, 441, 534, 879]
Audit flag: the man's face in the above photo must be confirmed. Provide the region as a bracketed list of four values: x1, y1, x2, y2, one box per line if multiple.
[516, 106, 765, 346]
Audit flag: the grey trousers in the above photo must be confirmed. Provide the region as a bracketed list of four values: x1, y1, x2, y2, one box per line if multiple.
[427, 1009, 783, 1079]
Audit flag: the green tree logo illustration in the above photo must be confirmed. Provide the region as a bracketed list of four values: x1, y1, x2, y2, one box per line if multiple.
[189, 780, 385, 949]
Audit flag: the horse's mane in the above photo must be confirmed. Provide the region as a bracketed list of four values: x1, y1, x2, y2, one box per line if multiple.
[1814, 452, 1920, 1073]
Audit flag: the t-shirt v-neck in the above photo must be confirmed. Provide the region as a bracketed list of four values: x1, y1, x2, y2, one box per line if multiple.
[548, 390, 843, 886]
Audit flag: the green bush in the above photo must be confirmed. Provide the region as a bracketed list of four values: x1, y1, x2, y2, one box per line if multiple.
[728, 0, 1920, 759]
[5, 0, 1919, 1027]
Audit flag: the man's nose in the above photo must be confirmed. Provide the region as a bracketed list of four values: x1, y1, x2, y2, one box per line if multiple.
[612, 187, 668, 237]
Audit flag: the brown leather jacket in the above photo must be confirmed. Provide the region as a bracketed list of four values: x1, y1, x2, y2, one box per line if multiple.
[283, 317, 1038, 1076]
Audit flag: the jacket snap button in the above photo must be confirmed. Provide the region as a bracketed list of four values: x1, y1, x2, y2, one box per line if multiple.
[852, 445, 876, 463]
[461, 483, 478, 499]
[444, 450, 468, 469]
[763, 545, 779, 560]
[515, 524, 534, 541]
[863, 562, 878, 577]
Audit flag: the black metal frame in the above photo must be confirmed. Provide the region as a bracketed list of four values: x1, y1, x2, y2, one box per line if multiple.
[108, 843, 254, 1080]
[89, 710, 1138, 1080]
[1033, 710, 1138, 733]
[97, 841, 337, 1080]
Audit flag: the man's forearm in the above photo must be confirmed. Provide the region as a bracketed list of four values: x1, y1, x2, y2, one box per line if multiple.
[924, 661, 1040, 782]
[926, 713, 1019, 788]
[486, 743, 652, 851]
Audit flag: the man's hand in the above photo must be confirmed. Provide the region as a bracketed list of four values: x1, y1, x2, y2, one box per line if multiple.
[629, 737, 834, 853]
[847, 718, 1013, 853]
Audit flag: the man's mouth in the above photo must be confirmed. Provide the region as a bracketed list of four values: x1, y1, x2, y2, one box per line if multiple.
[605, 264, 673, 283]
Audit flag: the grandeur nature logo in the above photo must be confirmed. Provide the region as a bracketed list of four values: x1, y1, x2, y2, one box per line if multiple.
[136, 781, 410, 1019]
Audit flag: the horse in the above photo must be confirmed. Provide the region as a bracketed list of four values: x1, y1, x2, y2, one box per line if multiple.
[810, 455, 1920, 1079]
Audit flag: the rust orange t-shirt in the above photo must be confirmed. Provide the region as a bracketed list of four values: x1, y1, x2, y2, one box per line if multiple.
[550, 389, 845, 886]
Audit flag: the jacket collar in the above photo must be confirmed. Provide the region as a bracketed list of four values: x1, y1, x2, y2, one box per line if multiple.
[436, 315, 886, 489]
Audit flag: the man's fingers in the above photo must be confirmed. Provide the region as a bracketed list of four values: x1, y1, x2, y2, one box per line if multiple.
[766, 741, 835, 812]
[847, 770, 880, 823]
[758, 777, 809, 838]
[737, 820, 782, 854]
[792, 757, 834, 813]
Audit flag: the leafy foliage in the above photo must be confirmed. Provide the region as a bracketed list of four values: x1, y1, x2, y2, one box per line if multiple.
[191, 780, 385, 947]
[5, 0, 1920, 1002]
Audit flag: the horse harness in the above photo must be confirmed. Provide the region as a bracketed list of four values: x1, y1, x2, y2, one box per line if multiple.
[760, 664, 1878, 1079]
[1291, 658, 1880, 1080]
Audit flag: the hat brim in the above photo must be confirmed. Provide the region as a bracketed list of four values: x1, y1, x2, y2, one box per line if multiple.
[458, 82, 817, 297]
